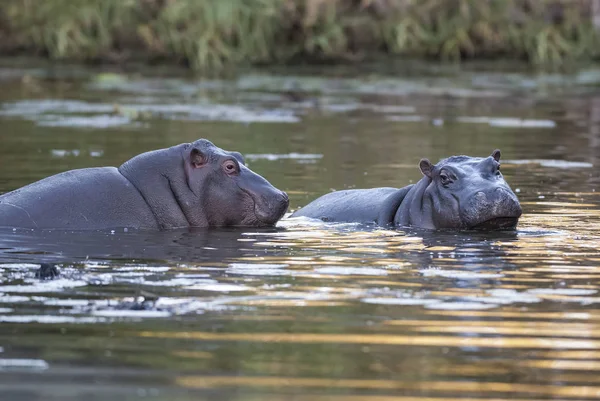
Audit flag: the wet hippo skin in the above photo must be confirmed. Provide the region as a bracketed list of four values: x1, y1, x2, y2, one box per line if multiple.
[0, 139, 289, 230]
[292, 150, 522, 230]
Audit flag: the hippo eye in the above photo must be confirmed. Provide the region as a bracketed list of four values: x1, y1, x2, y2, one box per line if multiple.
[439, 173, 452, 186]
[496, 165, 501, 176]
[223, 160, 238, 175]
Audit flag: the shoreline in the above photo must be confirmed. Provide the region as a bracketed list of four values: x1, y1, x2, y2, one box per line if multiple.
[1, 0, 599, 72]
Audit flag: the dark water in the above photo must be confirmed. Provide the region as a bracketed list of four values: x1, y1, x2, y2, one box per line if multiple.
[1, 58, 600, 400]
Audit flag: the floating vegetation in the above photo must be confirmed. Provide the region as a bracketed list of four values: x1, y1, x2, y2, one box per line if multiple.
[0, 98, 300, 127]
[0, 0, 599, 71]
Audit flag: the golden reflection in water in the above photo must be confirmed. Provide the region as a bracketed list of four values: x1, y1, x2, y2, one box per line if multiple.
[231, 300, 350, 307]
[252, 228, 427, 255]
[425, 310, 600, 320]
[137, 331, 600, 349]
[213, 397, 578, 401]
[421, 362, 511, 376]
[384, 319, 600, 338]
[176, 374, 600, 397]
[214, 315, 330, 322]
[519, 359, 600, 370]
[211, 203, 600, 319]
[141, 201, 600, 400]
[242, 396, 580, 401]
[519, 206, 600, 233]
[171, 350, 213, 359]
[541, 350, 600, 359]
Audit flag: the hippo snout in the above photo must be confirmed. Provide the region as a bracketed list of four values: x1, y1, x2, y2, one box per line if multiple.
[489, 188, 522, 217]
[463, 187, 522, 230]
[254, 190, 289, 225]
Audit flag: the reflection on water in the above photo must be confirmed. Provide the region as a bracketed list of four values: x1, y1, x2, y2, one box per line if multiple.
[0, 59, 600, 400]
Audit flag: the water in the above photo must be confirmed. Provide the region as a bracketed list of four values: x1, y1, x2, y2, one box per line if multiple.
[1, 58, 600, 400]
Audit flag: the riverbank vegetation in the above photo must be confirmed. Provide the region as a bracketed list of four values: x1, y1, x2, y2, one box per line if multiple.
[1, 0, 599, 72]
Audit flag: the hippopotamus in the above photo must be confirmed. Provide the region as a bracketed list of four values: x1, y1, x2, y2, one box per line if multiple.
[0, 139, 289, 230]
[291, 149, 522, 230]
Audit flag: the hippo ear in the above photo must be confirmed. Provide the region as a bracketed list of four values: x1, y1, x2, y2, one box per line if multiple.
[230, 151, 246, 166]
[190, 147, 207, 168]
[419, 159, 434, 178]
[491, 149, 501, 162]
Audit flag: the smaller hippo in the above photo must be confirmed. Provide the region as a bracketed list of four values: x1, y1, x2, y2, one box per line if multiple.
[291, 149, 522, 230]
[0, 139, 289, 230]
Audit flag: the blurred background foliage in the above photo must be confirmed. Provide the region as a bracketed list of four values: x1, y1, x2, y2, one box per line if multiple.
[0, 0, 599, 72]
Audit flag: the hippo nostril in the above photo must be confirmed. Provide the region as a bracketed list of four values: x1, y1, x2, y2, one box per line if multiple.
[252, 191, 289, 226]
[279, 194, 290, 212]
[475, 191, 487, 201]
[276, 191, 290, 210]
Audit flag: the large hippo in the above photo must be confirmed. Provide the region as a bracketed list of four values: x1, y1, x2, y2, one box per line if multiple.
[291, 150, 522, 230]
[0, 139, 289, 230]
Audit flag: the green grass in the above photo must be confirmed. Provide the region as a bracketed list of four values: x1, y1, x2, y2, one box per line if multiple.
[0, 0, 599, 71]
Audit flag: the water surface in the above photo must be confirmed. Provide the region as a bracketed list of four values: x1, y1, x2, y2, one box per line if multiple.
[1, 59, 600, 400]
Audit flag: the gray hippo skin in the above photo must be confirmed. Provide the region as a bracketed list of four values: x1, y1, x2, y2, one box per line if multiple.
[291, 150, 522, 230]
[0, 139, 289, 230]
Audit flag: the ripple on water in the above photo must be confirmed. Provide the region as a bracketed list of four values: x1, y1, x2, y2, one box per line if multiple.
[527, 288, 598, 295]
[419, 269, 504, 279]
[461, 289, 542, 305]
[39, 115, 135, 128]
[51, 149, 105, 158]
[314, 266, 389, 276]
[0, 359, 49, 371]
[185, 283, 252, 292]
[91, 310, 172, 318]
[425, 301, 500, 310]
[225, 263, 291, 277]
[134, 277, 217, 287]
[0, 279, 88, 293]
[245, 153, 324, 162]
[361, 297, 439, 306]
[0, 315, 108, 324]
[503, 159, 594, 168]
[457, 116, 557, 128]
[0, 295, 30, 303]
[0, 263, 43, 270]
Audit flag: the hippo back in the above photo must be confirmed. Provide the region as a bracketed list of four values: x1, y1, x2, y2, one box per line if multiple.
[291, 188, 398, 224]
[0, 167, 158, 230]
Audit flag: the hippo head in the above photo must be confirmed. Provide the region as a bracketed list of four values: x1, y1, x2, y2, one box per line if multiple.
[418, 149, 522, 230]
[183, 139, 289, 227]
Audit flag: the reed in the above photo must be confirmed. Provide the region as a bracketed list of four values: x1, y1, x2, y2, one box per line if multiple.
[0, 0, 598, 71]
